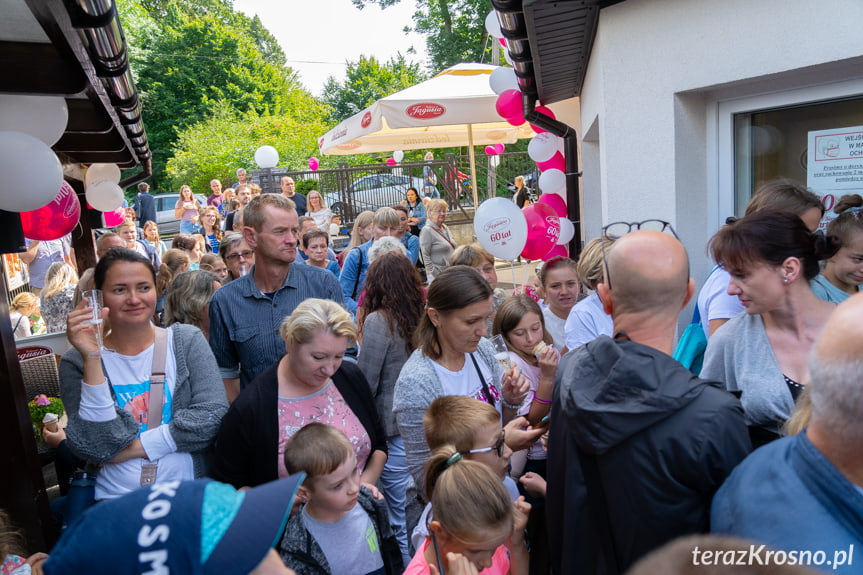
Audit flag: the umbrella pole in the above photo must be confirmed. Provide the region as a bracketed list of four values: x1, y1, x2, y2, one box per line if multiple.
[468, 125, 479, 209]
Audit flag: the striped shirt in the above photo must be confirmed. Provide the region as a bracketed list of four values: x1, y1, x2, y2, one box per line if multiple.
[208, 262, 345, 389]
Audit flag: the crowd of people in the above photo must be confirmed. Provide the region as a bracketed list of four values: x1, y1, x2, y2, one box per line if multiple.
[5, 176, 863, 575]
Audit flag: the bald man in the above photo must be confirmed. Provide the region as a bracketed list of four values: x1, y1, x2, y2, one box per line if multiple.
[95, 232, 126, 260]
[711, 292, 863, 573]
[547, 229, 751, 575]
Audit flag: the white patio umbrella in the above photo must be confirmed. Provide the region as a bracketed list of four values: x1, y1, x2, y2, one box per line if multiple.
[318, 63, 535, 207]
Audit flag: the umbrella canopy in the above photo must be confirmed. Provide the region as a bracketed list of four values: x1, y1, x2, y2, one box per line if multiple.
[318, 63, 536, 206]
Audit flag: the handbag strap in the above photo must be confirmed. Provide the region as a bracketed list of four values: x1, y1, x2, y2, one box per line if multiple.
[431, 224, 456, 249]
[576, 448, 620, 575]
[468, 353, 495, 407]
[351, 247, 364, 299]
[146, 327, 168, 430]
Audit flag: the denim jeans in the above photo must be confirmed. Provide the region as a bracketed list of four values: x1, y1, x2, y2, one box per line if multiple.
[179, 219, 196, 234]
[381, 435, 412, 567]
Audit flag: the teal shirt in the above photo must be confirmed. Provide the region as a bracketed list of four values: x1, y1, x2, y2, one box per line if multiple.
[810, 273, 858, 303]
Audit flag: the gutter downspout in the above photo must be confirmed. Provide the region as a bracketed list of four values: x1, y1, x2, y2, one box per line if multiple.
[522, 95, 582, 260]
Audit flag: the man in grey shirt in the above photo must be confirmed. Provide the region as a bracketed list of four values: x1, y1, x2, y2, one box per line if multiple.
[208, 194, 345, 402]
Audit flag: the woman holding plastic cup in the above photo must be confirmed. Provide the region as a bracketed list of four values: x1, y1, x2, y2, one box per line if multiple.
[60, 249, 228, 501]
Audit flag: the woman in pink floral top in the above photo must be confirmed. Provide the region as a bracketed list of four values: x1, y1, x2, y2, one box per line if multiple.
[212, 298, 388, 489]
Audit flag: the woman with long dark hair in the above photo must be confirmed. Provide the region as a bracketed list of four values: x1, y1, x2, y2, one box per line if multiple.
[357, 252, 426, 565]
[702, 211, 840, 446]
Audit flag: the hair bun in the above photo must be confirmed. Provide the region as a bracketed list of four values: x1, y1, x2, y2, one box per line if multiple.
[812, 231, 842, 261]
[833, 194, 863, 215]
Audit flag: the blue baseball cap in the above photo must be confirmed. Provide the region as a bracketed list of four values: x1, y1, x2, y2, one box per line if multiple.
[44, 475, 304, 574]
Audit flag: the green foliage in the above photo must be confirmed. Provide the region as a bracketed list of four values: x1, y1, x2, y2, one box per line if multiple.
[352, 0, 495, 72]
[166, 102, 335, 193]
[294, 179, 320, 197]
[322, 54, 426, 123]
[117, 0, 316, 188]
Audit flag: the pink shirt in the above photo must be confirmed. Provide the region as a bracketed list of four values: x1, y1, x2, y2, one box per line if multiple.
[276, 380, 372, 478]
[404, 539, 510, 575]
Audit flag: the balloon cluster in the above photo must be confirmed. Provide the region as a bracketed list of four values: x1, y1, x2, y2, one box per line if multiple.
[474, 195, 573, 263]
[484, 144, 505, 155]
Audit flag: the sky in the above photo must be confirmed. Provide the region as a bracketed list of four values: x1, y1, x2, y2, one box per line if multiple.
[232, 0, 429, 96]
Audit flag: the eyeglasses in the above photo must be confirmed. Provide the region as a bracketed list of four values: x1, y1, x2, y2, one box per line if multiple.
[461, 430, 505, 458]
[225, 249, 254, 262]
[600, 219, 678, 290]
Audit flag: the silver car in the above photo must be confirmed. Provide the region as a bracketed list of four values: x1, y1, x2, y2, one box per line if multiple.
[154, 193, 208, 236]
[322, 173, 425, 221]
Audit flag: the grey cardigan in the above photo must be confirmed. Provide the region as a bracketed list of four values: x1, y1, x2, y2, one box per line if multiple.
[392, 337, 501, 491]
[701, 313, 793, 432]
[357, 311, 409, 438]
[419, 221, 455, 280]
[59, 323, 228, 478]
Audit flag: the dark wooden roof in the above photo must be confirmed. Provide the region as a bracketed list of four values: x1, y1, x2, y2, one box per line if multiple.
[0, 0, 151, 175]
[497, 0, 623, 105]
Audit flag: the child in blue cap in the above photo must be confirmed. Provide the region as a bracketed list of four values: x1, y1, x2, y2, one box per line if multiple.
[41, 475, 304, 574]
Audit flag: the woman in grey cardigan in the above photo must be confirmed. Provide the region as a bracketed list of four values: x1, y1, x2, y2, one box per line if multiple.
[61, 249, 228, 500]
[419, 198, 456, 282]
[701, 211, 839, 447]
[392, 266, 531, 492]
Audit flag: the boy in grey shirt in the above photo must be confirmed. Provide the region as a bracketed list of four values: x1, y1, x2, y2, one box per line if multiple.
[279, 423, 403, 575]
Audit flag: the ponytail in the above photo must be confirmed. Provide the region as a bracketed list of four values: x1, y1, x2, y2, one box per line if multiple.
[423, 445, 512, 543]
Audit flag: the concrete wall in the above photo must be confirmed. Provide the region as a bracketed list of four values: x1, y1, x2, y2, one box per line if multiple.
[577, 0, 863, 273]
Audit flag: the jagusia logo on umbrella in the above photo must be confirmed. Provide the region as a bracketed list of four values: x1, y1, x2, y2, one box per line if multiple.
[361, 111, 372, 128]
[407, 103, 446, 119]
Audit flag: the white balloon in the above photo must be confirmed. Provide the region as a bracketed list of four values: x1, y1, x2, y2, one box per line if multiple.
[0, 131, 63, 212]
[485, 11, 502, 38]
[0, 95, 68, 146]
[85, 180, 124, 212]
[393, 150, 405, 162]
[558, 218, 575, 245]
[538, 169, 565, 195]
[489, 66, 519, 95]
[85, 163, 121, 187]
[255, 145, 279, 169]
[474, 197, 528, 261]
[528, 133, 558, 163]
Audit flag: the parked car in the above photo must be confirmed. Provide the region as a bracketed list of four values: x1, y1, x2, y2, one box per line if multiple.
[153, 193, 208, 236]
[322, 173, 425, 221]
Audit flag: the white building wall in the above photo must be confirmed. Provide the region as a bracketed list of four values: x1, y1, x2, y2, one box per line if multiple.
[579, 0, 863, 256]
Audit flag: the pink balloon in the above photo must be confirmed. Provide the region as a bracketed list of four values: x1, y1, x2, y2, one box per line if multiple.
[537, 151, 565, 172]
[485, 145, 495, 155]
[530, 105, 557, 133]
[495, 89, 522, 120]
[103, 206, 124, 227]
[21, 180, 81, 241]
[538, 193, 567, 218]
[542, 244, 569, 261]
[386, 158, 397, 166]
[521, 203, 561, 260]
[493, 143, 505, 154]
[498, 37, 507, 47]
[308, 157, 320, 171]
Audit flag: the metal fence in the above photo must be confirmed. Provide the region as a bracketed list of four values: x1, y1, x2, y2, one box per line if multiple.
[250, 151, 535, 227]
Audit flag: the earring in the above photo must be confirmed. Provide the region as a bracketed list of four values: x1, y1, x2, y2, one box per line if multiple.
[783, 277, 789, 284]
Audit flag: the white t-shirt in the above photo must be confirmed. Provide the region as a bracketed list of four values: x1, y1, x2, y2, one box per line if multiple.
[542, 307, 567, 352]
[430, 352, 500, 408]
[696, 267, 744, 339]
[564, 292, 614, 350]
[78, 329, 194, 500]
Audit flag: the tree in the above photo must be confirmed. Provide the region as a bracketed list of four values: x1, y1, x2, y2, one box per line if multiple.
[116, 0, 313, 187]
[321, 54, 426, 123]
[352, 0, 495, 72]
[166, 101, 349, 194]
